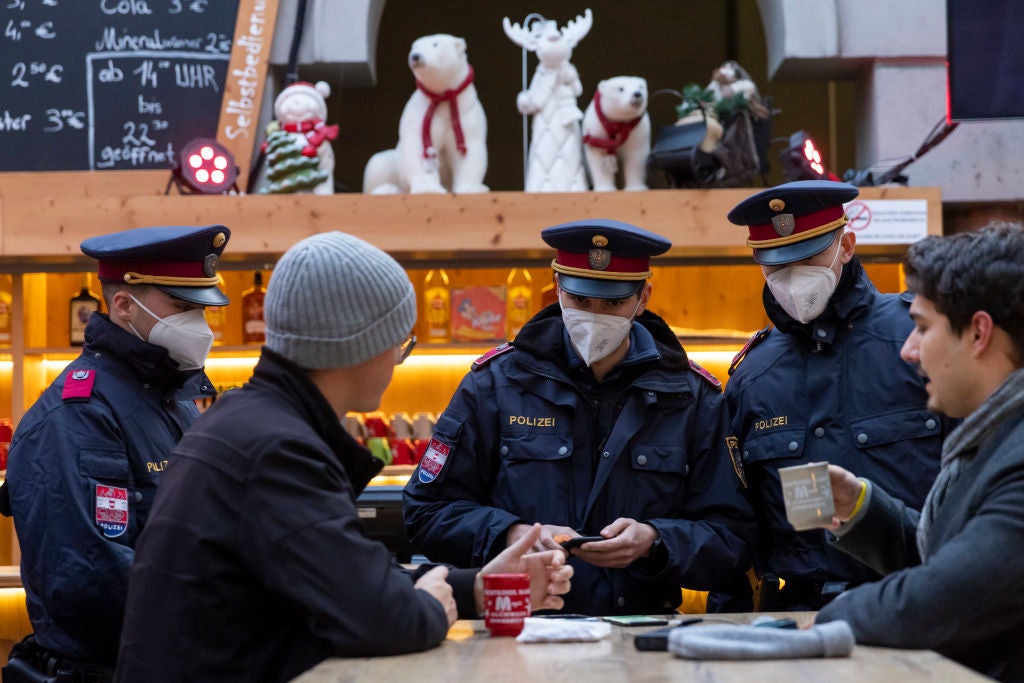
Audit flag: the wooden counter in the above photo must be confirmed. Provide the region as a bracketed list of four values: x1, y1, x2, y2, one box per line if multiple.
[291, 613, 988, 683]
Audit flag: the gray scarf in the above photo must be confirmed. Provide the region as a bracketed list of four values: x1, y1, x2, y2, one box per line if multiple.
[917, 367, 1024, 558]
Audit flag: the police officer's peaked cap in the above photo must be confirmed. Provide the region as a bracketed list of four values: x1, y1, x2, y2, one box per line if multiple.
[728, 180, 859, 266]
[541, 218, 671, 299]
[80, 225, 231, 306]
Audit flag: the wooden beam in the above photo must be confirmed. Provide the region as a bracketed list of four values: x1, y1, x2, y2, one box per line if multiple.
[0, 183, 942, 263]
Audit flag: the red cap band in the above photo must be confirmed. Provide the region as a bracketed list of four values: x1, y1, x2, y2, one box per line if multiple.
[97, 260, 208, 282]
[747, 205, 846, 244]
[555, 250, 650, 277]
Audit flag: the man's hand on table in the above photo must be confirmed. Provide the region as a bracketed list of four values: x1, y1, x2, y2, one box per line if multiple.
[414, 566, 458, 626]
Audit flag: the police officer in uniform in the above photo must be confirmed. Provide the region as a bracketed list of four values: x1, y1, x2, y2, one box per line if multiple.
[722, 180, 953, 610]
[0, 225, 230, 682]
[404, 219, 755, 615]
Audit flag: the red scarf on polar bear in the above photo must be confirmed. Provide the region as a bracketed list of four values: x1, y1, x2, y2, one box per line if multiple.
[416, 66, 475, 159]
[583, 89, 643, 154]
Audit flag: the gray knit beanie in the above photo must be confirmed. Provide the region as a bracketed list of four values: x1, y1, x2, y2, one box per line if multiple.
[264, 231, 416, 369]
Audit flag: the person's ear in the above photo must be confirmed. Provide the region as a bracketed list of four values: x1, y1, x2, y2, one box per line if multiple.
[109, 289, 134, 323]
[839, 230, 857, 264]
[969, 310, 995, 354]
[637, 282, 653, 315]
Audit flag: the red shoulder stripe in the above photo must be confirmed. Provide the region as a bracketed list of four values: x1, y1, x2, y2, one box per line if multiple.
[729, 326, 771, 376]
[688, 359, 722, 391]
[62, 369, 95, 401]
[471, 343, 514, 370]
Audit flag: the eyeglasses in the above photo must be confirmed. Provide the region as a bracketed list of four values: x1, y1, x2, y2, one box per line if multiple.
[397, 335, 417, 365]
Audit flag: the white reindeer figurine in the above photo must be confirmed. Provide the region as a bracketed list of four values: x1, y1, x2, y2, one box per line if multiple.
[503, 8, 592, 192]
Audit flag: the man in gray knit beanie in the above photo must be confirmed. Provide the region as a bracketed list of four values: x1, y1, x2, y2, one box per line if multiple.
[115, 230, 573, 683]
[264, 231, 417, 370]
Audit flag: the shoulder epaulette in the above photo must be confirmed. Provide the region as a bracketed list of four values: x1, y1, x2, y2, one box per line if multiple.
[689, 358, 722, 391]
[728, 325, 772, 377]
[471, 343, 514, 370]
[62, 369, 96, 401]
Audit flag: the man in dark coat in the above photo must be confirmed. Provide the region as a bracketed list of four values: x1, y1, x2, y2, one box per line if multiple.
[722, 181, 953, 610]
[114, 232, 572, 683]
[404, 218, 755, 615]
[817, 222, 1024, 683]
[1, 225, 230, 681]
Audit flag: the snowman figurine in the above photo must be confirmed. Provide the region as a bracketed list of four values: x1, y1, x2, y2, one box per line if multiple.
[260, 80, 338, 195]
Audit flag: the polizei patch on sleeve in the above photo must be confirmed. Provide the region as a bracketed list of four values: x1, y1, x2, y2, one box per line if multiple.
[418, 438, 451, 483]
[95, 484, 129, 538]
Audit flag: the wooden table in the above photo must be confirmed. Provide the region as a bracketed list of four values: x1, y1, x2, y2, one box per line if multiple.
[291, 613, 989, 682]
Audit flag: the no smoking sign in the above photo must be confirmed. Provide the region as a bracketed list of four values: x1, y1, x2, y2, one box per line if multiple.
[845, 201, 872, 231]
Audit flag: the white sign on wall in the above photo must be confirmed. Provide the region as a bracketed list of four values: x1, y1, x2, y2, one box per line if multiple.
[842, 199, 929, 244]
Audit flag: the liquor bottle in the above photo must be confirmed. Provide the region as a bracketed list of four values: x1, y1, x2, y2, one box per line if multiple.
[206, 273, 227, 346]
[69, 273, 101, 346]
[505, 267, 534, 339]
[0, 275, 12, 346]
[241, 271, 266, 344]
[422, 269, 451, 343]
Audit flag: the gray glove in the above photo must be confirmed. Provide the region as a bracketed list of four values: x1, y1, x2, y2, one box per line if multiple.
[669, 620, 855, 660]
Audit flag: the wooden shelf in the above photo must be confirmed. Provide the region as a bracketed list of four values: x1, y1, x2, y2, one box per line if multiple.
[0, 172, 942, 266]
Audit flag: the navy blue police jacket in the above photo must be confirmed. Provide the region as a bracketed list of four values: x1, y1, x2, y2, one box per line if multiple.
[725, 258, 951, 591]
[4, 313, 215, 665]
[404, 305, 755, 615]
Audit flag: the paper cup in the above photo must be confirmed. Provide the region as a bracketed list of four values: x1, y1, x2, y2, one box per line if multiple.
[778, 461, 835, 531]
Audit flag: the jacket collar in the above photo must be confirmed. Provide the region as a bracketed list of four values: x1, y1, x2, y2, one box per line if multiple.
[764, 256, 875, 343]
[250, 348, 383, 492]
[83, 313, 213, 396]
[507, 304, 693, 393]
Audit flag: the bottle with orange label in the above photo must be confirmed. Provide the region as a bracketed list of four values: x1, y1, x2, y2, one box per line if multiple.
[505, 267, 534, 339]
[422, 268, 451, 343]
[242, 271, 266, 344]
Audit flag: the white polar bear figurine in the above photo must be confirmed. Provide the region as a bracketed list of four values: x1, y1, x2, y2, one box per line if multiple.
[363, 34, 489, 194]
[582, 76, 650, 191]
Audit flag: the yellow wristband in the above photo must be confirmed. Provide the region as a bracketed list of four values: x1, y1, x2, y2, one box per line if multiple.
[847, 480, 868, 520]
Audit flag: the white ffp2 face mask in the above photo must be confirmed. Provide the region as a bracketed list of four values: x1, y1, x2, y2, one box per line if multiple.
[560, 296, 641, 366]
[129, 294, 214, 371]
[765, 239, 842, 324]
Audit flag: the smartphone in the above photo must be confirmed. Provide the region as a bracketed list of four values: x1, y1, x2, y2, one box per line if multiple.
[559, 535, 605, 551]
[633, 618, 704, 650]
[601, 615, 671, 627]
[753, 617, 798, 629]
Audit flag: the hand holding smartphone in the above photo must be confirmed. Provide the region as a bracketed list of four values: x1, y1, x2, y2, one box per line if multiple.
[559, 535, 606, 551]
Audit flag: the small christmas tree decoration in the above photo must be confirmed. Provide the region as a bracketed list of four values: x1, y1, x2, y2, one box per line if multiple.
[258, 80, 338, 195]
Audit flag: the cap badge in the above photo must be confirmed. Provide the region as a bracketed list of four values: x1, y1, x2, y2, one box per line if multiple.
[769, 199, 786, 212]
[203, 254, 219, 277]
[771, 214, 796, 237]
[588, 248, 611, 271]
[591, 235, 609, 248]
[212, 232, 227, 248]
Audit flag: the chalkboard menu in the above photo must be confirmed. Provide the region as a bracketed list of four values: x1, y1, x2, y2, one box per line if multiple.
[0, 0, 241, 172]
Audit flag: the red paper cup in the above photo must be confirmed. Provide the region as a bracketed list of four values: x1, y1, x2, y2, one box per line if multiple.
[483, 573, 530, 637]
